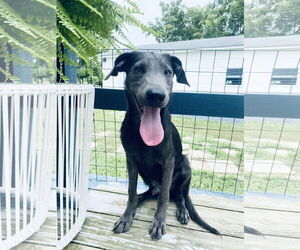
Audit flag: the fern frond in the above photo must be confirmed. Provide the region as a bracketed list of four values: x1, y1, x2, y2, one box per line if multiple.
[34, 0, 56, 9]
[57, 2, 81, 38]
[57, 31, 84, 61]
[75, 0, 103, 17]
[0, 65, 20, 82]
[0, 0, 38, 38]
[0, 27, 48, 62]
[0, 0, 55, 44]
[124, 0, 140, 11]
[57, 1, 100, 56]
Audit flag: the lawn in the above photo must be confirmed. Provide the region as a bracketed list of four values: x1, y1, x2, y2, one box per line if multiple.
[90, 110, 300, 196]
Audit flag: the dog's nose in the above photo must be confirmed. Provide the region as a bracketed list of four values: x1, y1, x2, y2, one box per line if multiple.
[146, 89, 166, 103]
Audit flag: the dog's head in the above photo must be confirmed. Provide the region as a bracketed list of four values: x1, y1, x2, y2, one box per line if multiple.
[105, 51, 189, 107]
[105, 51, 189, 146]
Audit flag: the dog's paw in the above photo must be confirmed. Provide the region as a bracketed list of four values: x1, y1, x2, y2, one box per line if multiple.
[176, 207, 190, 224]
[113, 215, 134, 234]
[149, 217, 166, 240]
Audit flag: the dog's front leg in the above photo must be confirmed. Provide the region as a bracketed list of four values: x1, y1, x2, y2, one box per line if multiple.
[149, 157, 174, 240]
[113, 158, 138, 233]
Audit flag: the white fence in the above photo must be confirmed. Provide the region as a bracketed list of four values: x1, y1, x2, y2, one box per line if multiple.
[0, 84, 94, 249]
[0, 85, 56, 249]
[56, 85, 94, 249]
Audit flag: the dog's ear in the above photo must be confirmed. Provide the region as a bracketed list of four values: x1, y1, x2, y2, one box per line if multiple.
[170, 55, 190, 86]
[105, 52, 134, 80]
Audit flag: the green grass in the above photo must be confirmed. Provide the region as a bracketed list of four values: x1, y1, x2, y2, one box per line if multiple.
[90, 110, 300, 196]
[191, 170, 244, 195]
[245, 175, 300, 195]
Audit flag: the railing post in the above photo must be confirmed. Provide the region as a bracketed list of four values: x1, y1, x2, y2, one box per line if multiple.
[64, 49, 77, 83]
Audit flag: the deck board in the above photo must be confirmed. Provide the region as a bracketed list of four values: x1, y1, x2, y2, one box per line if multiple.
[12, 212, 56, 250]
[87, 188, 244, 238]
[68, 213, 242, 250]
[66, 185, 243, 249]
[11, 184, 300, 249]
[245, 194, 300, 249]
[89, 186, 244, 212]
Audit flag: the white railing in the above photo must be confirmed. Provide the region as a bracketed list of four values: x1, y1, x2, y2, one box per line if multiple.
[56, 85, 94, 249]
[0, 84, 56, 249]
[0, 84, 94, 249]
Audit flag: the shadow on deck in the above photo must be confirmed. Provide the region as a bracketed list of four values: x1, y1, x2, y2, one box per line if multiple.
[13, 184, 300, 250]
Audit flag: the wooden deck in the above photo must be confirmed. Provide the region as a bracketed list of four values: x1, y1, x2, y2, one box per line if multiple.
[245, 194, 300, 250]
[12, 184, 300, 250]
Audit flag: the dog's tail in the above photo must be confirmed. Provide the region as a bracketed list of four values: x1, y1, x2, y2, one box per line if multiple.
[244, 226, 264, 236]
[185, 195, 220, 235]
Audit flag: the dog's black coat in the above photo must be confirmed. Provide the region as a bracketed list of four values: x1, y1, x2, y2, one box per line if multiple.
[105, 51, 220, 240]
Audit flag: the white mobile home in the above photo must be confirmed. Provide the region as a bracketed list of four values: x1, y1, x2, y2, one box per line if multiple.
[245, 35, 300, 94]
[101, 35, 300, 94]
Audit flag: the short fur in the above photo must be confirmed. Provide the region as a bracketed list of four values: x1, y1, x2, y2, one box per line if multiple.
[105, 52, 220, 240]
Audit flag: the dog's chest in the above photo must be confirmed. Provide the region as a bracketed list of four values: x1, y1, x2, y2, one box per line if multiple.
[136, 148, 164, 182]
[139, 147, 164, 167]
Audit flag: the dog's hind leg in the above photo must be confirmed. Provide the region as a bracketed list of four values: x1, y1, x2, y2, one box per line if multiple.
[171, 156, 191, 225]
[177, 157, 220, 235]
[176, 192, 191, 225]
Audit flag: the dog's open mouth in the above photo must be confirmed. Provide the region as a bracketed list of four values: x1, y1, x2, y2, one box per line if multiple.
[134, 96, 164, 146]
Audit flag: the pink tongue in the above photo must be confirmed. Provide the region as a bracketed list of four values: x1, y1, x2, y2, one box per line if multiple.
[139, 106, 164, 146]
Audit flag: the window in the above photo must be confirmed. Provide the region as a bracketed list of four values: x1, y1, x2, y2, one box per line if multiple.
[271, 68, 298, 85]
[225, 68, 243, 85]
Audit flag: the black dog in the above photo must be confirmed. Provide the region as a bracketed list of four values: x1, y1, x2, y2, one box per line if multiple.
[105, 51, 220, 240]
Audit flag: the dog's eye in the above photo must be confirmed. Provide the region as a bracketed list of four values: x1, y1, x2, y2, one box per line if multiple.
[135, 66, 144, 74]
[165, 69, 172, 77]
